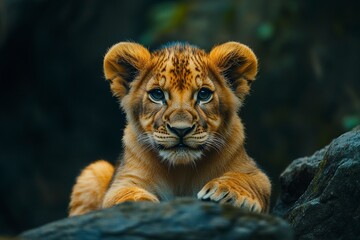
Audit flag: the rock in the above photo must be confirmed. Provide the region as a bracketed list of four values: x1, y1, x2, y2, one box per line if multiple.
[273, 127, 360, 240]
[21, 198, 293, 240]
[272, 146, 328, 216]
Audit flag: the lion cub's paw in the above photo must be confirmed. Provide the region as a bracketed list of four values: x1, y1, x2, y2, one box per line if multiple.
[103, 187, 160, 208]
[197, 180, 262, 213]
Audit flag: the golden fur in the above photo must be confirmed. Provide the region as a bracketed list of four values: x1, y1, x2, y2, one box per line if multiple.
[69, 41, 271, 216]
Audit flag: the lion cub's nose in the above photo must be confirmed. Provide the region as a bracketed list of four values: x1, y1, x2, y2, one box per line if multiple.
[167, 124, 194, 137]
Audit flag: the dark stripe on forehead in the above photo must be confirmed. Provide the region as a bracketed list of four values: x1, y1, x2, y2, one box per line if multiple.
[151, 43, 208, 91]
[170, 52, 192, 90]
[192, 54, 207, 76]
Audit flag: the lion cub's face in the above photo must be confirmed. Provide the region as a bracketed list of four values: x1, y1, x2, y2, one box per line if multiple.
[104, 42, 258, 165]
[142, 48, 220, 165]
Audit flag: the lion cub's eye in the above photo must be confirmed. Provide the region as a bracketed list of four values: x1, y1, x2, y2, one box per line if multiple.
[148, 89, 165, 103]
[197, 88, 213, 103]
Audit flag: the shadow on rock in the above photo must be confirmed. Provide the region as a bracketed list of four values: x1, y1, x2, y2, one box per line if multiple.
[273, 127, 360, 240]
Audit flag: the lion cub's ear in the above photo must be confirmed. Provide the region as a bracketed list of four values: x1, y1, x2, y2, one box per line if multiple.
[104, 42, 151, 99]
[209, 42, 258, 100]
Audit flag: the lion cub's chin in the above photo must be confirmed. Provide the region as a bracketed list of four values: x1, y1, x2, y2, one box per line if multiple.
[158, 149, 203, 166]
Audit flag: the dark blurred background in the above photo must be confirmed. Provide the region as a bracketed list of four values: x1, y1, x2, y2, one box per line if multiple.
[0, 0, 359, 235]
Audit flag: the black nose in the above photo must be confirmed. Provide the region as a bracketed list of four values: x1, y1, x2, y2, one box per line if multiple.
[167, 125, 194, 137]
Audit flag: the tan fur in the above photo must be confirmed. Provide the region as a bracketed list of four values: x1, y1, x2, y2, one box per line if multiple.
[69, 41, 271, 216]
[69, 160, 114, 216]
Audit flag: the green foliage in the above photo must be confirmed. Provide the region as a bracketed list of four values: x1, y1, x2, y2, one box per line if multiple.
[257, 22, 274, 40]
[342, 116, 360, 131]
[141, 2, 187, 45]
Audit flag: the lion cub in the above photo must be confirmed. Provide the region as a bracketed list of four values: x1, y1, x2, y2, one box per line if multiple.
[69, 41, 271, 216]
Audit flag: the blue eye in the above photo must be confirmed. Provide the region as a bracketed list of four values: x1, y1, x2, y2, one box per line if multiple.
[149, 89, 165, 102]
[197, 88, 213, 102]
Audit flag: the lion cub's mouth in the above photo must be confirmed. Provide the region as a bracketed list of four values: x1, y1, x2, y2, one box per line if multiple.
[157, 142, 203, 151]
[156, 142, 204, 165]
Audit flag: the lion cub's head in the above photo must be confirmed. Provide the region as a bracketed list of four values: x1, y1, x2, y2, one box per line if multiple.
[104, 42, 257, 165]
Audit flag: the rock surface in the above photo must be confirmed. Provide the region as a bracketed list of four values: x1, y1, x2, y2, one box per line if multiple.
[272, 146, 329, 217]
[21, 198, 293, 240]
[273, 127, 360, 240]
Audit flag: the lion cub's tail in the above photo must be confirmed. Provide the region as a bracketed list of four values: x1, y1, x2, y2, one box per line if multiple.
[69, 160, 114, 216]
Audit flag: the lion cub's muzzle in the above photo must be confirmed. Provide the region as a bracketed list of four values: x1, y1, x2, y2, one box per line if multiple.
[164, 123, 196, 148]
[167, 124, 195, 138]
[153, 122, 207, 149]
[154, 122, 206, 164]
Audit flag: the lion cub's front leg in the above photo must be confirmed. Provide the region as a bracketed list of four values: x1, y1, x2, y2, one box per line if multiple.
[102, 185, 159, 208]
[197, 171, 271, 213]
